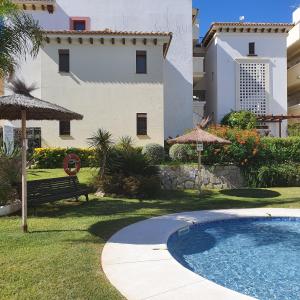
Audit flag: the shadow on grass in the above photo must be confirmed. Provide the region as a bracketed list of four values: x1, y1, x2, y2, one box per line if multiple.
[26, 189, 299, 220]
[220, 189, 281, 199]
[28, 170, 51, 176]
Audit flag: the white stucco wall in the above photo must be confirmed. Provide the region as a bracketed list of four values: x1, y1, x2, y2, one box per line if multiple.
[19, 40, 165, 147]
[205, 39, 218, 121]
[205, 33, 288, 136]
[24, 0, 193, 140]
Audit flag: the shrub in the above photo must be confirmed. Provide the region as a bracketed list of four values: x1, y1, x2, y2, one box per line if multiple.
[107, 147, 159, 177]
[245, 164, 300, 188]
[94, 173, 160, 198]
[94, 147, 161, 198]
[142, 143, 165, 164]
[32, 148, 97, 169]
[169, 144, 197, 162]
[0, 143, 21, 205]
[259, 137, 300, 163]
[221, 111, 257, 130]
[288, 123, 300, 137]
[203, 126, 261, 166]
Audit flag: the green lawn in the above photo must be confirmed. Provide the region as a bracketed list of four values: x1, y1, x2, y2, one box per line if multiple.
[0, 169, 300, 299]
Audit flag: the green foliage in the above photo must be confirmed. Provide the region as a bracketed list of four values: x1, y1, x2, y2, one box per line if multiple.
[0, 141, 21, 205]
[87, 129, 113, 178]
[94, 147, 160, 198]
[221, 110, 257, 130]
[142, 143, 165, 164]
[116, 136, 134, 151]
[245, 164, 300, 188]
[288, 123, 300, 137]
[0, 0, 43, 77]
[169, 144, 197, 162]
[203, 126, 260, 166]
[258, 137, 300, 163]
[96, 173, 160, 198]
[106, 147, 159, 177]
[32, 147, 97, 169]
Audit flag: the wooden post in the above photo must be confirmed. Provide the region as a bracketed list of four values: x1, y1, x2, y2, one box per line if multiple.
[0, 77, 4, 96]
[279, 120, 282, 138]
[198, 150, 202, 194]
[21, 110, 28, 233]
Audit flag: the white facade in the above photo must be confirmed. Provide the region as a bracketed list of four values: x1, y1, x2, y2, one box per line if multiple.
[203, 23, 292, 136]
[287, 8, 300, 112]
[9, 0, 194, 147]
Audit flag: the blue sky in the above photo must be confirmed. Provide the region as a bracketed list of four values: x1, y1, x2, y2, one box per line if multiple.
[193, 0, 299, 37]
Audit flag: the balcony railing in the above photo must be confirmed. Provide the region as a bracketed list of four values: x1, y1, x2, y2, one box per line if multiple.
[288, 62, 300, 91]
[193, 56, 205, 79]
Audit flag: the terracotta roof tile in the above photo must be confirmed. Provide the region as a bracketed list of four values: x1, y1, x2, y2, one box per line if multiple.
[202, 22, 294, 47]
[44, 29, 172, 37]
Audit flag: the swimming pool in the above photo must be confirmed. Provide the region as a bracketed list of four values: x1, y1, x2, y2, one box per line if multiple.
[168, 217, 300, 300]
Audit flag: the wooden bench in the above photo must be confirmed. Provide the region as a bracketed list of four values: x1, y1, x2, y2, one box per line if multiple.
[26, 176, 90, 208]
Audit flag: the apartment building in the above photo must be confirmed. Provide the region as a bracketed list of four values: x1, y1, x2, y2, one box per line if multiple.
[288, 7, 300, 118]
[3, 0, 199, 147]
[196, 22, 292, 136]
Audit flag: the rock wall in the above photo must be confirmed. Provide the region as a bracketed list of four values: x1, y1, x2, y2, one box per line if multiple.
[159, 165, 245, 190]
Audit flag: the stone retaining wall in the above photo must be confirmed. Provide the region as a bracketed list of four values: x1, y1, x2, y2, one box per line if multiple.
[159, 165, 245, 190]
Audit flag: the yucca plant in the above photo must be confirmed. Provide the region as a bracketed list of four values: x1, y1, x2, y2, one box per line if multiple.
[117, 135, 134, 152]
[88, 129, 113, 178]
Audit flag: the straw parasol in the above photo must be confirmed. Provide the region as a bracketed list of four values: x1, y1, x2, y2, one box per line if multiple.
[168, 125, 231, 191]
[0, 80, 83, 232]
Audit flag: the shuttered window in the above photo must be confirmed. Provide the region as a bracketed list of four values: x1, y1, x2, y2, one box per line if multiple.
[59, 121, 71, 136]
[248, 42, 256, 56]
[137, 113, 147, 135]
[59, 49, 70, 72]
[136, 51, 147, 74]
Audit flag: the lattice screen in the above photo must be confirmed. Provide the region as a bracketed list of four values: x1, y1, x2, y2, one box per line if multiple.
[239, 63, 268, 115]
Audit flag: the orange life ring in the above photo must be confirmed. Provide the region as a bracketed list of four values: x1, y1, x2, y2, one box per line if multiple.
[63, 153, 81, 176]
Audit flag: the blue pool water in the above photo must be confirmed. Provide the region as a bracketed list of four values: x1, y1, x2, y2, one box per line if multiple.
[168, 217, 300, 300]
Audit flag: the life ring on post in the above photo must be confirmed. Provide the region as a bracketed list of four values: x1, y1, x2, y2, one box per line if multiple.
[63, 153, 81, 176]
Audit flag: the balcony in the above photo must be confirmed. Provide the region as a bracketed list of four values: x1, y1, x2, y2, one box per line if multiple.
[12, 0, 56, 13]
[193, 56, 205, 81]
[193, 23, 200, 42]
[288, 62, 300, 92]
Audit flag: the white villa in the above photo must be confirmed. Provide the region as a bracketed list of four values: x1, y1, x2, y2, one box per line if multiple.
[0, 0, 297, 146]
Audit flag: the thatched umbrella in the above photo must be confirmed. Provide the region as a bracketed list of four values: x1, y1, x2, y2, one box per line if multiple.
[168, 125, 231, 190]
[0, 80, 83, 232]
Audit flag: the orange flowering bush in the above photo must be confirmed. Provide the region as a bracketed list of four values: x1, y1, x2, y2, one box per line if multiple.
[202, 125, 262, 166]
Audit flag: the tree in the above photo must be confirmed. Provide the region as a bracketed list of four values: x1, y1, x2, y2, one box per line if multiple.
[88, 129, 114, 178]
[0, 0, 43, 77]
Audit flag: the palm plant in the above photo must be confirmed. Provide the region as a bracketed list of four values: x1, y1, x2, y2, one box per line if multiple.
[117, 135, 134, 152]
[0, 0, 43, 77]
[88, 129, 113, 178]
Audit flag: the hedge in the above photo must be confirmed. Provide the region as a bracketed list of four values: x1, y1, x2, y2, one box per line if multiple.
[32, 148, 96, 169]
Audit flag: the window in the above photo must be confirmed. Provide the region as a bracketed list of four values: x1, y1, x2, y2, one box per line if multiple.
[137, 113, 147, 135]
[69, 17, 90, 30]
[73, 20, 86, 30]
[59, 121, 71, 136]
[238, 63, 268, 115]
[59, 49, 70, 73]
[136, 51, 147, 74]
[248, 42, 256, 56]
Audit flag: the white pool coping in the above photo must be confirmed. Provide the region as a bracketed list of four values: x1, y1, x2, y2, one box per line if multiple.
[102, 208, 300, 300]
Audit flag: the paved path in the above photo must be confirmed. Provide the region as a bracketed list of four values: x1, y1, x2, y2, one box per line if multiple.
[102, 208, 300, 300]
